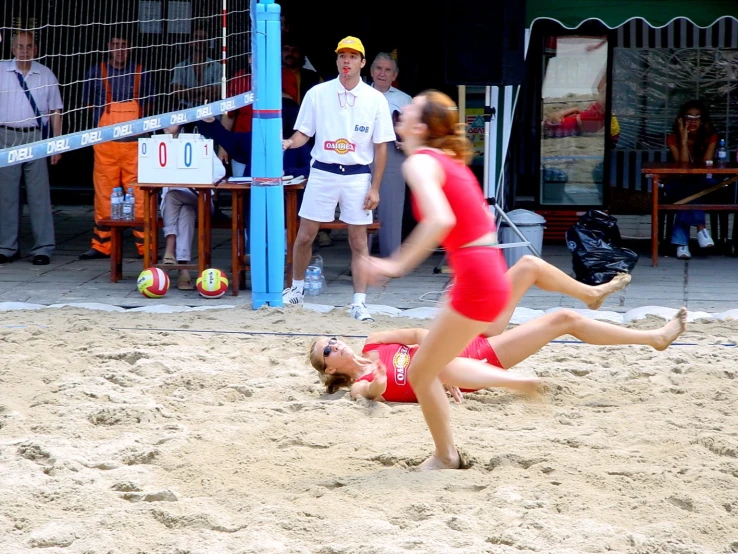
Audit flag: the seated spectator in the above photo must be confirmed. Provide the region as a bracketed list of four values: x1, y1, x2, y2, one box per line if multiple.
[197, 93, 311, 178]
[281, 34, 322, 105]
[195, 94, 312, 252]
[219, 55, 252, 176]
[171, 26, 220, 115]
[665, 100, 718, 260]
[160, 125, 226, 289]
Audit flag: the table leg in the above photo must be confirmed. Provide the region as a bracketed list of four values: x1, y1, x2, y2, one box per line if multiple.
[285, 188, 298, 285]
[197, 190, 209, 277]
[231, 190, 242, 296]
[142, 189, 152, 268]
[651, 175, 660, 267]
[110, 227, 122, 282]
[204, 191, 212, 269]
[151, 192, 158, 266]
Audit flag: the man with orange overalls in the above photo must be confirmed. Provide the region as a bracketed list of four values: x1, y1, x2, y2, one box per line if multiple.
[79, 32, 154, 260]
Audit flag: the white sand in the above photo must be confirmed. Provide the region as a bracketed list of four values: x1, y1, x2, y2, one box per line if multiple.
[1, 306, 737, 554]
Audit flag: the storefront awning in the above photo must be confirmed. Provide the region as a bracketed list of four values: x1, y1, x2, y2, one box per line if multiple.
[527, 0, 738, 29]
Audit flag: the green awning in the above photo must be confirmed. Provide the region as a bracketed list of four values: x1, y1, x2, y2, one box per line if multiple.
[527, 0, 738, 29]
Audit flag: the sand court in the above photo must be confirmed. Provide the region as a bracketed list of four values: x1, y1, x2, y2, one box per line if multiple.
[1, 305, 737, 553]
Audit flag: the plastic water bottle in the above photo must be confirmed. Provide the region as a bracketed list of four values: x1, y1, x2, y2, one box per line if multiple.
[122, 187, 135, 220]
[310, 254, 323, 272]
[716, 139, 727, 166]
[305, 265, 321, 296]
[111, 187, 123, 220]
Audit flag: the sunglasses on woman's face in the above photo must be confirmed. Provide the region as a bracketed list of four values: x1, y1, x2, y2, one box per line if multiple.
[323, 337, 338, 359]
[684, 114, 701, 120]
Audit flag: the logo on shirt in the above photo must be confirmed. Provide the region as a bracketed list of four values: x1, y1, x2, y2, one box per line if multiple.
[393, 346, 411, 385]
[324, 139, 356, 155]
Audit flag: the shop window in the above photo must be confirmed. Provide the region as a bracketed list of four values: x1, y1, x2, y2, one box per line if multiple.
[540, 36, 609, 206]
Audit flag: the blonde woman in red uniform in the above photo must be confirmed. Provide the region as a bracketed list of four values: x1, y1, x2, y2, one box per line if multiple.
[311, 257, 686, 405]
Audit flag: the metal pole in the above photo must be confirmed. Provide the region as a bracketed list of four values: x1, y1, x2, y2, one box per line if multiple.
[221, 0, 227, 100]
[482, 86, 491, 198]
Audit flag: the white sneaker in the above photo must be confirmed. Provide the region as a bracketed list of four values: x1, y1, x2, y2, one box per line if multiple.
[282, 286, 304, 305]
[696, 229, 714, 248]
[351, 302, 374, 322]
[676, 245, 691, 260]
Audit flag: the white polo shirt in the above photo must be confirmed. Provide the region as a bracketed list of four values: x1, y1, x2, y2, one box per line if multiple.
[0, 60, 63, 128]
[377, 85, 412, 115]
[294, 77, 395, 166]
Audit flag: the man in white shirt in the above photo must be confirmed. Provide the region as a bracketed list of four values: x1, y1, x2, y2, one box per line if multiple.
[0, 31, 62, 266]
[370, 52, 412, 258]
[282, 36, 395, 321]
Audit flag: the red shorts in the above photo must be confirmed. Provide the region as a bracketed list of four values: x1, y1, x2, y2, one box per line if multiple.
[446, 246, 511, 322]
[460, 335, 503, 368]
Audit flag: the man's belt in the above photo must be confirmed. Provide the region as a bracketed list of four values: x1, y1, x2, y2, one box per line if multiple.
[0, 125, 40, 133]
[312, 161, 371, 175]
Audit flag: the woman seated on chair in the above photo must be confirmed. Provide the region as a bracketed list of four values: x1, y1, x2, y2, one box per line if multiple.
[160, 125, 226, 290]
[308, 256, 686, 403]
[666, 100, 719, 260]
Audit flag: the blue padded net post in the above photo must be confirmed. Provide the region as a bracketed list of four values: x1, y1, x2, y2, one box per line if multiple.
[250, 0, 285, 308]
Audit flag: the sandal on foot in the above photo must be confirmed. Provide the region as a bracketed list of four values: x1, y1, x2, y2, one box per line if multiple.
[177, 274, 195, 290]
[163, 254, 177, 265]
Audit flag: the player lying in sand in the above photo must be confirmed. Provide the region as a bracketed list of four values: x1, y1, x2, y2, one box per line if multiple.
[308, 255, 687, 403]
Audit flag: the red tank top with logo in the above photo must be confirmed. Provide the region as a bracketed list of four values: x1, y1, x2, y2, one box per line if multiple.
[410, 148, 495, 254]
[359, 337, 502, 402]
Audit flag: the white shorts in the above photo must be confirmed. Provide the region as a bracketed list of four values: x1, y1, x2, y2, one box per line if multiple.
[298, 167, 373, 225]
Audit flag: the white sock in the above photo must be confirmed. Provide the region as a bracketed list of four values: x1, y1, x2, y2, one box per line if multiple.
[353, 292, 366, 306]
[292, 279, 304, 293]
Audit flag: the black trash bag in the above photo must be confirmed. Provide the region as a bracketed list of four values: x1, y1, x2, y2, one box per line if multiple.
[575, 209, 622, 245]
[566, 214, 638, 285]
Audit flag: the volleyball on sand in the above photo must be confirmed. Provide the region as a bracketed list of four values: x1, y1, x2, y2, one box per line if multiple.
[197, 268, 229, 298]
[137, 268, 170, 298]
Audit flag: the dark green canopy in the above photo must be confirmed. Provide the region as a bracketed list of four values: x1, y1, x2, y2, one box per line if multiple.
[527, 0, 738, 29]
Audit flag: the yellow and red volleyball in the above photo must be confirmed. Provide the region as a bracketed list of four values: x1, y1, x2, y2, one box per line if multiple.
[196, 268, 229, 298]
[137, 267, 170, 298]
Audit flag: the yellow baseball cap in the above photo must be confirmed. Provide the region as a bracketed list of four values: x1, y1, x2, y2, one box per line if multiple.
[335, 36, 365, 56]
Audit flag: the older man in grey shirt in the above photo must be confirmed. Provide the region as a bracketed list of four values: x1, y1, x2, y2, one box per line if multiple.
[370, 52, 412, 258]
[0, 31, 62, 266]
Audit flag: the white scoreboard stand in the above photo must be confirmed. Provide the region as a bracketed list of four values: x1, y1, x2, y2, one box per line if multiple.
[137, 134, 216, 184]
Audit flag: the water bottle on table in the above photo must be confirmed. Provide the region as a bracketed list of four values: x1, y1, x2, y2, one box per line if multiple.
[716, 139, 727, 166]
[122, 187, 136, 220]
[111, 187, 123, 220]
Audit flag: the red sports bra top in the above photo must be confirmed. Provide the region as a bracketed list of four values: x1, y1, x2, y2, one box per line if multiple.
[410, 148, 495, 254]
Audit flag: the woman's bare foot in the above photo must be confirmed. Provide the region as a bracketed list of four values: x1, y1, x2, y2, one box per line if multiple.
[417, 450, 462, 470]
[587, 273, 632, 310]
[651, 307, 687, 351]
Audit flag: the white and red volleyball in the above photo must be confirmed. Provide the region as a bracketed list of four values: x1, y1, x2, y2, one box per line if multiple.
[137, 267, 170, 298]
[196, 268, 229, 298]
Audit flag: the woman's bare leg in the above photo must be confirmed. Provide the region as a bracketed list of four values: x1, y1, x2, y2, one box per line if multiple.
[482, 256, 632, 337]
[438, 357, 539, 394]
[408, 306, 489, 471]
[489, 307, 687, 370]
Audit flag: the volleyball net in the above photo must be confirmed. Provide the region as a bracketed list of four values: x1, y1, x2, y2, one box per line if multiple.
[0, 0, 253, 167]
